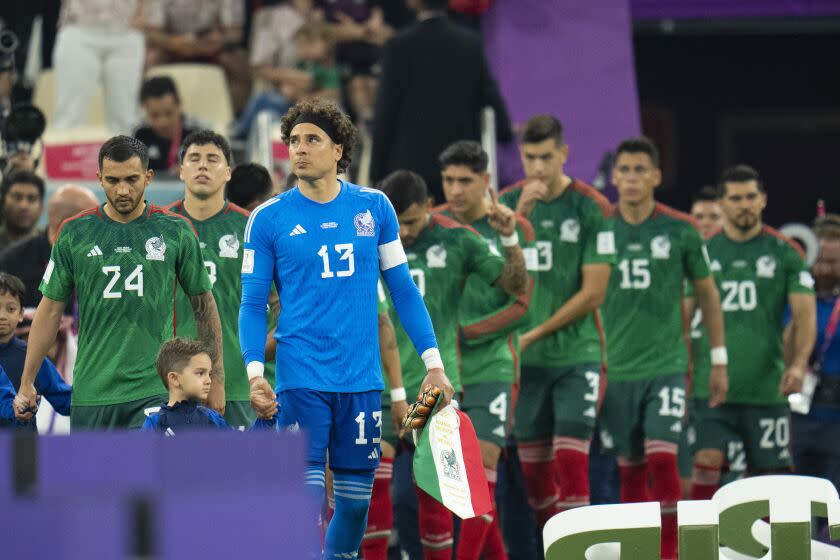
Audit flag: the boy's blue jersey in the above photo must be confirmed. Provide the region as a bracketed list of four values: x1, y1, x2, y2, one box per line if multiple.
[241, 181, 400, 393]
[141, 400, 230, 432]
[0, 366, 16, 423]
[0, 337, 71, 417]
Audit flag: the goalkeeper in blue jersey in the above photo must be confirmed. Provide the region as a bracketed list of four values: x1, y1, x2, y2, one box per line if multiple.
[238, 98, 452, 559]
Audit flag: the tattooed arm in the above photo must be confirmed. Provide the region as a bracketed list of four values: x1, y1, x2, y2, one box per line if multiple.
[190, 291, 225, 413]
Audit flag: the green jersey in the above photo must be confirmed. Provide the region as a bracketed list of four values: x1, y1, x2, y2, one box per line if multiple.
[40, 203, 212, 406]
[499, 179, 615, 367]
[704, 226, 814, 404]
[603, 203, 711, 380]
[436, 205, 535, 385]
[166, 200, 251, 401]
[684, 280, 712, 397]
[386, 213, 505, 394]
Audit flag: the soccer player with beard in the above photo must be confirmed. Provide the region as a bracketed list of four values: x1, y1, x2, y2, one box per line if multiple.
[14, 136, 222, 429]
[691, 165, 816, 500]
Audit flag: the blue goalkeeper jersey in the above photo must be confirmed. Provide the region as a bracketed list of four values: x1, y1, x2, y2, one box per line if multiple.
[241, 181, 407, 393]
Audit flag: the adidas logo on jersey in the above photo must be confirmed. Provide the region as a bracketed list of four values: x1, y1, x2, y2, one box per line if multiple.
[368, 448, 379, 460]
[86, 245, 103, 257]
[289, 225, 307, 236]
[670, 421, 683, 433]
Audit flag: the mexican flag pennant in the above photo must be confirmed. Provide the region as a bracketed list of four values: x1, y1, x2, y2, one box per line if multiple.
[413, 404, 492, 519]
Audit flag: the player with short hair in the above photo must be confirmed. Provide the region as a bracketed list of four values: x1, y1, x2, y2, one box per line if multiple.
[238, 98, 452, 559]
[14, 135, 222, 429]
[378, 168, 527, 560]
[681, 188, 746, 494]
[601, 137, 726, 559]
[435, 139, 534, 559]
[166, 130, 257, 429]
[225, 162, 275, 211]
[691, 165, 816, 500]
[498, 115, 615, 528]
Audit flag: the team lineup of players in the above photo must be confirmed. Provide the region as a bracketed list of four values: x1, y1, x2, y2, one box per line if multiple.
[11, 97, 816, 560]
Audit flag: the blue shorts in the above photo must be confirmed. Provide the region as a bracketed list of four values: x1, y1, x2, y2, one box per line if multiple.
[278, 389, 382, 471]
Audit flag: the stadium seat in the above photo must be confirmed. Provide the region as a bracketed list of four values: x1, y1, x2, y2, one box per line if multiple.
[146, 63, 233, 132]
[32, 69, 107, 129]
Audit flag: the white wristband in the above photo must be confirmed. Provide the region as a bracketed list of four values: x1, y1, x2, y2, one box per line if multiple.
[390, 387, 407, 402]
[246, 361, 265, 380]
[711, 347, 728, 366]
[421, 348, 444, 371]
[500, 231, 519, 247]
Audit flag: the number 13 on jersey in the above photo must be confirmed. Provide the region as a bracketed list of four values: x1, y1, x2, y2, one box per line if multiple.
[318, 243, 355, 279]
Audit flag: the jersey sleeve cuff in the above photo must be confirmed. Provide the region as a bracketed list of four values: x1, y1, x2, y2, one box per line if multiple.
[246, 361, 265, 380]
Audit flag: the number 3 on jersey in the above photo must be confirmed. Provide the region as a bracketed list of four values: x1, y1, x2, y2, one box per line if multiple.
[319, 243, 355, 279]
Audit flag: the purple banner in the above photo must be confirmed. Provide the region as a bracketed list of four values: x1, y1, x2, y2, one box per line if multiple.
[483, 0, 641, 187]
[632, 0, 840, 20]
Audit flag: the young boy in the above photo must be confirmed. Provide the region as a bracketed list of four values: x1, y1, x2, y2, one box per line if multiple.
[142, 338, 230, 433]
[0, 272, 70, 430]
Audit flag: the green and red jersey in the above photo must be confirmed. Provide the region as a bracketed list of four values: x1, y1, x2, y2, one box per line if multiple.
[166, 200, 251, 402]
[702, 226, 814, 404]
[499, 179, 615, 367]
[603, 203, 711, 380]
[436, 204, 536, 385]
[39, 203, 212, 406]
[385, 213, 505, 395]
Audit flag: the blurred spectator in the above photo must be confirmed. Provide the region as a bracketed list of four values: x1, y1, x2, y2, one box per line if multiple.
[0, 170, 43, 251]
[250, 0, 313, 75]
[145, 0, 251, 114]
[370, 0, 512, 203]
[318, 0, 396, 123]
[690, 185, 723, 239]
[788, 214, 840, 493]
[133, 76, 204, 175]
[0, 184, 98, 308]
[51, 0, 148, 133]
[225, 162, 274, 211]
[233, 21, 339, 138]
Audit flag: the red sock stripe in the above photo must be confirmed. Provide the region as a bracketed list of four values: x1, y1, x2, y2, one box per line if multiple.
[552, 436, 590, 454]
[644, 439, 678, 455]
[517, 441, 554, 463]
[692, 463, 722, 485]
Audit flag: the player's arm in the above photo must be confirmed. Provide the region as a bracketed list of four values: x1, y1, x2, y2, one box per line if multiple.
[520, 263, 610, 351]
[378, 197, 454, 407]
[379, 311, 408, 432]
[487, 194, 528, 295]
[14, 296, 66, 420]
[189, 291, 225, 413]
[693, 275, 728, 407]
[782, 293, 817, 395]
[240, 211, 279, 419]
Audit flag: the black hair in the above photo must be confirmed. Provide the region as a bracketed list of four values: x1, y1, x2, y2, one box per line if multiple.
[280, 98, 357, 174]
[226, 163, 273, 208]
[1, 169, 45, 202]
[98, 135, 150, 170]
[522, 114, 564, 146]
[140, 76, 180, 104]
[692, 185, 719, 205]
[179, 130, 233, 166]
[439, 140, 488, 173]
[718, 164, 763, 197]
[0, 272, 25, 308]
[378, 170, 428, 215]
[422, 0, 449, 9]
[615, 136, 660, 168]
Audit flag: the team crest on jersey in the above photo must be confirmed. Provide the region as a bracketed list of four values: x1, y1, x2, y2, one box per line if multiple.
[756, 255, 776, 278]
[559, 219, 580, 242]
[354, 210, 375, 237]
[145, 237, 166, 261]
[651, 235, 671, 259]
[219, 234, 240, 258]
[427, 244, 447, 268]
